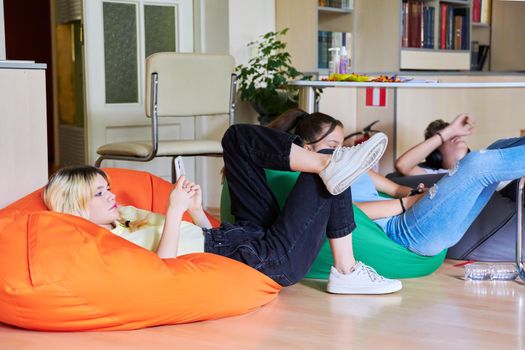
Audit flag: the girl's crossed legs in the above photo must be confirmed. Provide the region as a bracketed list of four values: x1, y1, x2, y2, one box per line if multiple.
[205, 124, 401, 294]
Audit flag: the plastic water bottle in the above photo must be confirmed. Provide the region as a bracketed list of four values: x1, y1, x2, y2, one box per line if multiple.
[464, 262, 518, 281]
[339, 46, 350, 74]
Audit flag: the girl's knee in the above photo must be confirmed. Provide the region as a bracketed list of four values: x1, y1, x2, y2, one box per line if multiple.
[459, 151, 488, 170]
[410, 242, 446, 257]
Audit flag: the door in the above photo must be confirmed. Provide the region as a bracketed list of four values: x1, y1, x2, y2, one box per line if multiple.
[82, 0, 194, 180]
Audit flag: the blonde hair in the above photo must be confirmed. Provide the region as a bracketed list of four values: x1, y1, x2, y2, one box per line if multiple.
[44, 166, 109, 220]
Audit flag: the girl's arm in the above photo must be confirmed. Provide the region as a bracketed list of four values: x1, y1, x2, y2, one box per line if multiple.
[355, 171, 424, 220]
[156, 176, 195, 259]
[354, 194, 423, 220]
[368, 170, 414, 198]
[395, 113, 475, 176]
[395, 134, 443, 176]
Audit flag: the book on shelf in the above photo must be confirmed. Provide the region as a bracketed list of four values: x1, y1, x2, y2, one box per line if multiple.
[446, 5, 454, 49]
[471, 44, 490, 70]
[401, 1, 409, 47]
[440, 3, 447, 49]
[456, 8, 470, 50]
[472, 0, 481, 22]
[318, 31, 329, 69]
[480, 0, 491, 24]
[423, 6, 435, 49]
[454, 15, 463, 50]
[411, 1, 421, 48]
[478, 44, 490, 70]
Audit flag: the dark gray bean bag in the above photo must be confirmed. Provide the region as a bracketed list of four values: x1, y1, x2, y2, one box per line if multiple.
[386, 173, 523, 262]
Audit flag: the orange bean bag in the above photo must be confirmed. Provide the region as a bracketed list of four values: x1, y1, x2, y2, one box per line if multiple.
[0, 168, 281, 331]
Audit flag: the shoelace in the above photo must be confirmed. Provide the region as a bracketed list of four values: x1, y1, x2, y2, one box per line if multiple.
[356, 263, 386, 282]
[333, 143, 362, 162]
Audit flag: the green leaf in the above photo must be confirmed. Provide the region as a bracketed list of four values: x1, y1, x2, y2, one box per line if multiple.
[236, 27, 322, 121]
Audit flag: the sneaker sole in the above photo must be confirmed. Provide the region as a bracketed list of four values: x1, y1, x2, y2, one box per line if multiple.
[326, 281, 402, 295]
[330, 134, 388, 195]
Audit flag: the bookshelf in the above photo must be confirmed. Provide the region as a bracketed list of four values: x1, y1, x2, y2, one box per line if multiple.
[399, 0, 472, 70]
[350, 0, 479, 72]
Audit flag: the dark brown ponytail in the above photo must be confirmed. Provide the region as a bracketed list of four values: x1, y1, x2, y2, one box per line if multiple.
[268, 108, 343, 146]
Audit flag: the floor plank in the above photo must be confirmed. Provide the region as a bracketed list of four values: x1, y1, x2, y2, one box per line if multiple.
[1, 261, 524, 350]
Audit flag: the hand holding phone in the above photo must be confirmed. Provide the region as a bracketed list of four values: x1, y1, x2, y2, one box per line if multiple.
[409, 183, 426, 196]
[174, 156, 186, 181]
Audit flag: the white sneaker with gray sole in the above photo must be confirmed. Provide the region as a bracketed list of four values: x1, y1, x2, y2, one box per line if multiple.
[326, 262, 402, 295]
[319, 132, 388, 195]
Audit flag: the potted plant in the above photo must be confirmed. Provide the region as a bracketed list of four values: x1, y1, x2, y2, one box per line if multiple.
[236, 28, 312, 124]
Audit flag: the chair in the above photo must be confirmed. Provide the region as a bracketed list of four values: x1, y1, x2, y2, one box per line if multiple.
[95, 52, 237, 182]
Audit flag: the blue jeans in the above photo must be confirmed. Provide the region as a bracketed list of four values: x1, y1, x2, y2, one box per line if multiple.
[385, 138, 525, 256]
[204, 124, 356, 286]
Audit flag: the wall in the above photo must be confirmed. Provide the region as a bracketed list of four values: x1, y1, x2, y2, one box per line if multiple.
[194, 0, 229, 54]
[229, 0, 275, 124]
[195, 0, 275, 214]
[491, 1, 525, 71]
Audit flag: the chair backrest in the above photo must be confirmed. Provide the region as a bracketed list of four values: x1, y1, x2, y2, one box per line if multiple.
[145, 52, 235, 117]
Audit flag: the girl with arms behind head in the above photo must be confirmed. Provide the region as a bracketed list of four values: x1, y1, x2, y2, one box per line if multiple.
[270, 109, 525, 258]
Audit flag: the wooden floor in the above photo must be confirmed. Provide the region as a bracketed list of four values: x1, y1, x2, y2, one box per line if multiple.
[1, 260, 524, 350]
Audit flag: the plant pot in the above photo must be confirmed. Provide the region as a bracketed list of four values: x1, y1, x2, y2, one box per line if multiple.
[250, 89, 298, 125]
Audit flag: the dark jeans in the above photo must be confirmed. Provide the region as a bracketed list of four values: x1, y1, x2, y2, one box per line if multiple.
[204, 124, 356, 286]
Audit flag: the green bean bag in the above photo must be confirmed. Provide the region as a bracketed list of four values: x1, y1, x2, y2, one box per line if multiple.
[220, 169, 446, 279]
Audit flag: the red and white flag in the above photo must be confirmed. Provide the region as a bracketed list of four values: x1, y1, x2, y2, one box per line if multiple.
[365, 87, 386, 107]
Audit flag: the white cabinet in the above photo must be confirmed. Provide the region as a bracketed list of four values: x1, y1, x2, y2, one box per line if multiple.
[0, 62, 48, 207]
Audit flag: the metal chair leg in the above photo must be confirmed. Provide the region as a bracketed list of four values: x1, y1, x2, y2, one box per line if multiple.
[517, 177, 525, 282]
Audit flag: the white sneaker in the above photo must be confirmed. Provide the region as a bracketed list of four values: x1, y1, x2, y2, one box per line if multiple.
[326, 262, 402, 295]
[319, 132, 388, 195]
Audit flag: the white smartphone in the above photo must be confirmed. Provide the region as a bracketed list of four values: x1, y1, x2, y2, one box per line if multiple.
[174, 156, 186, 181]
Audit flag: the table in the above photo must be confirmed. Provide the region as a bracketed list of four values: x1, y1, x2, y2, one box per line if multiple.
[290, 80, 525, 113]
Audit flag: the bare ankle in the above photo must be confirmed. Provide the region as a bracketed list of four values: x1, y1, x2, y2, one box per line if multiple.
[318, 154, 331, 173]
[335, 262, 356, 275]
